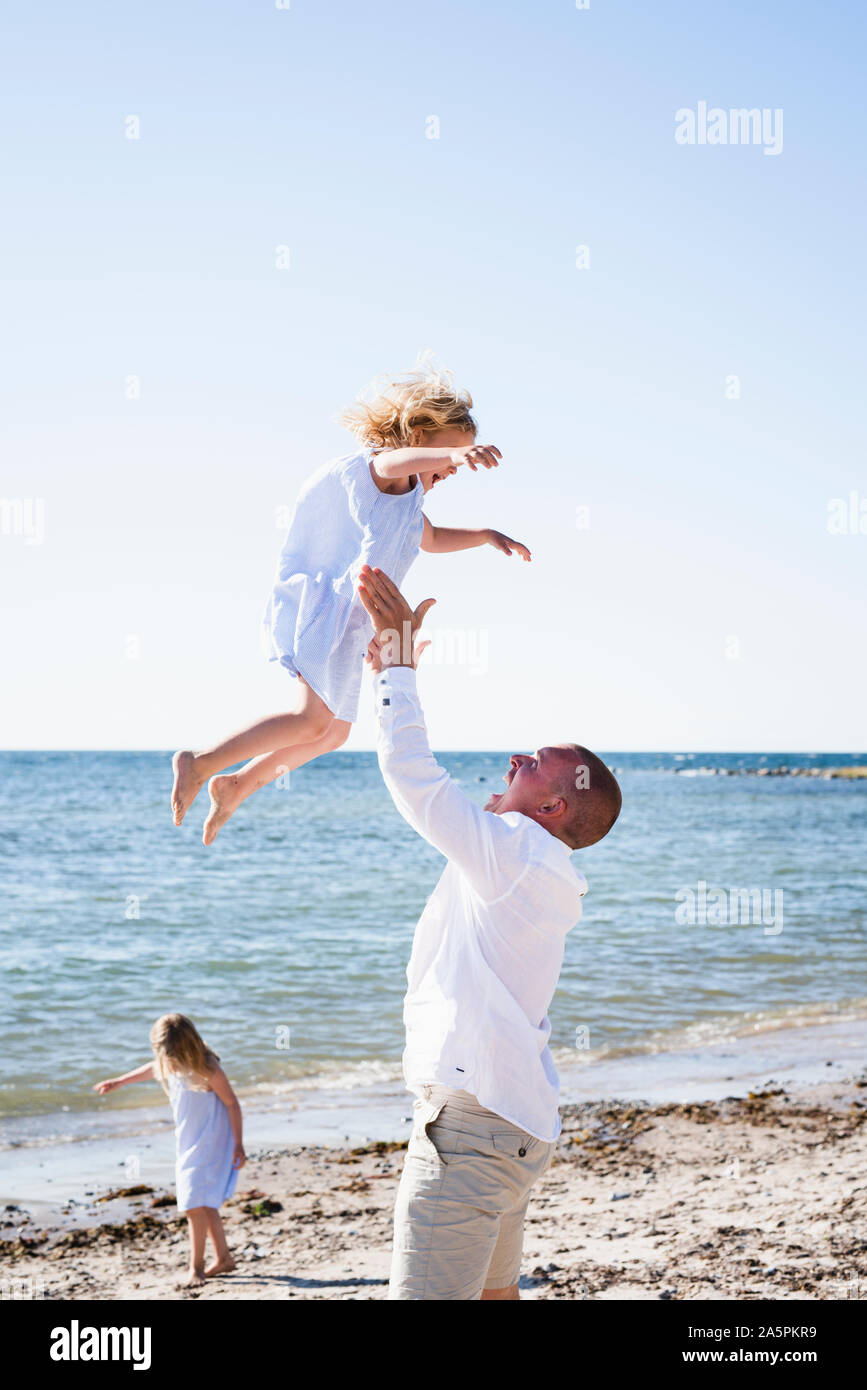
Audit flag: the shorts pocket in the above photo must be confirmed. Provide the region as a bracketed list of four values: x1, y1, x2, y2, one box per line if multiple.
[406, 1097, 449, 1167]
[491, 1130, 538, 1159]
[424, 1120, 536, 1163]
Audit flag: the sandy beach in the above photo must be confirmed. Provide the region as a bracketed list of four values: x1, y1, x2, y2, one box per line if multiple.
[4, 1075, 865, 1302]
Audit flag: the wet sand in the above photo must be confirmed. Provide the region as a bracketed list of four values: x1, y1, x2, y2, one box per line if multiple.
[3, 1078, 865, 1301]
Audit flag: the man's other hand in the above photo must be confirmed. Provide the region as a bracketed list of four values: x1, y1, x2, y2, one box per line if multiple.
[357, 565, 435, 670]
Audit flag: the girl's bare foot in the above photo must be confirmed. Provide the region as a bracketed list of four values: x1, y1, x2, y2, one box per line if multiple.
[172, 750, 204, 826]
[202, 774, 244, 845]
[205, 1254, 237, 1277]
[178, 1268, 206, 1288]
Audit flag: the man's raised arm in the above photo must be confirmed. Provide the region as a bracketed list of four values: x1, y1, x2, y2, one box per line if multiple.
[357, 566, 520, 899]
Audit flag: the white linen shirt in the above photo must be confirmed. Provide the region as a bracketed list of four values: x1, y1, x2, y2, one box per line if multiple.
[375, 666, 587, 1142]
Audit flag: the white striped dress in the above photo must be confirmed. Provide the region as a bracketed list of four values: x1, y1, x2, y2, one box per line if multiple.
[262, 447, 424, 722]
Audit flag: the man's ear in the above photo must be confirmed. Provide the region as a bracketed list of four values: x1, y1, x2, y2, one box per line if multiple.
[537, 795, 567, 820]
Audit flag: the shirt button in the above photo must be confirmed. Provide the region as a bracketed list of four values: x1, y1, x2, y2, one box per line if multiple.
[518, 1147, 527, 1156]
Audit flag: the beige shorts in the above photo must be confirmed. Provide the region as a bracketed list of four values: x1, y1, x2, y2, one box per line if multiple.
[388, 1084, 555, 1301]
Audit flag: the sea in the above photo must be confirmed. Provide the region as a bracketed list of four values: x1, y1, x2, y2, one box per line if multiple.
[1, 749, 865, 1214]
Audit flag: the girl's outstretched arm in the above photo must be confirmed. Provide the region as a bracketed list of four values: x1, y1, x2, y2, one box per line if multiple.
[93, 1062, 154, 1095]
[373, 443, 501, 481]
[421, 516, 531, 561]
[209, 1065, 246, 1169]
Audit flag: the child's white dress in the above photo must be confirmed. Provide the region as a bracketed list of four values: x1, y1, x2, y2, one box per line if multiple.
[262, 446, 425, 723]
[169, 1072, 238, 1212]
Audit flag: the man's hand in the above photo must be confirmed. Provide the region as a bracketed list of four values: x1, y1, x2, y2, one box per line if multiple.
[449, 443, 501, 472]
[357, 565, 435, 670]
[365, 634, 384, 674]
[486, 529, 531, 562]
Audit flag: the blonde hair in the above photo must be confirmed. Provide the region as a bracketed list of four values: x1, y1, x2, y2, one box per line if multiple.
[338, 353, 477, 451]
[150, 1013, 219, 1097]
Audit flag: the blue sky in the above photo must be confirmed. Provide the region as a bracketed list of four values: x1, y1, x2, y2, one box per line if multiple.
[2, 1, 865, 751]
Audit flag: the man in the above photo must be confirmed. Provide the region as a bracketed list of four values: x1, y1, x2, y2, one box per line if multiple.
[357, 565, 622, 1301]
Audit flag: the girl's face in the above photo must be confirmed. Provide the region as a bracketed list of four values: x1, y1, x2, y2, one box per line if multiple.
[414, 427, 477, 493]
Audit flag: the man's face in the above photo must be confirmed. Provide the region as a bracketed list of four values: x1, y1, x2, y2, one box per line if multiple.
[484, 745, 576, 816]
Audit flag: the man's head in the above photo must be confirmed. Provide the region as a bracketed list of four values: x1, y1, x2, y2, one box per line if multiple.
[484, 743, 622, 850]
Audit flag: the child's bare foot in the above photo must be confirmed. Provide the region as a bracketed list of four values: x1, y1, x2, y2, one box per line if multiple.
[178, 1268, 206, 1288]
[205, 1254, 237, 1277]
[172, 750, 204, 826]
[202, 774, 244, 845]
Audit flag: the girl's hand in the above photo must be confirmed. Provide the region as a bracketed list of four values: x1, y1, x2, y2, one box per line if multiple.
[450, 443, 502, 472]
[487, 529, 532, 562]
[93, 1078, 119, 1095]
[233, 1146, 247, 1170]
[365, 635, 384, 674]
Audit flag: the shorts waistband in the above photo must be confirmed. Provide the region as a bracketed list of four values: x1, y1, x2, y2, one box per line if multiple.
[420, 1084, 521, 1127]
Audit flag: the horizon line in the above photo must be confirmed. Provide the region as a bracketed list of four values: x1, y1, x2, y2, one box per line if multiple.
[1, 748, 865, 758]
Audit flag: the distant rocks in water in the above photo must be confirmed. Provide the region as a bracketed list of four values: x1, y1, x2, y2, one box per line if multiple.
[475, 776, 486, 782]
[673, 765, 867, 780]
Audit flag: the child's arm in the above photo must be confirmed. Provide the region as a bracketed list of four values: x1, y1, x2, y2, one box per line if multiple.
[373, 442, 501, 482]
[92, 1062, 154, 1095]
[209, 1065, 246, 1168]
[421, 516, 531, 562]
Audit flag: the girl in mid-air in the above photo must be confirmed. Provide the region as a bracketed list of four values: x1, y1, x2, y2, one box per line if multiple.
[94, 1013, 245, 1287]
[171, 359, 530, 843]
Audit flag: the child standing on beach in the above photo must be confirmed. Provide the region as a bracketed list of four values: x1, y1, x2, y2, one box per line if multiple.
[94, 1013, 245, 1288]
[171, 360, 531, 844]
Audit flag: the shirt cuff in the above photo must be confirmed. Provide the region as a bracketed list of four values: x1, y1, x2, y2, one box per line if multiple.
[373, 666, 417, 742]
[375, 666, 417, 697]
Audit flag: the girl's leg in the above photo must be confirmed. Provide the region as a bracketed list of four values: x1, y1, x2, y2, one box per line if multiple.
[172, 679, 333, 826]
[182, 1208, 208, 1286]
[204, 1208, 235, 1276]
[202, 719, 351, 845]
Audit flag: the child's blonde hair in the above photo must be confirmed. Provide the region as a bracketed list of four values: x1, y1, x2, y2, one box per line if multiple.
[338, 353, 477, 451]
[150, 1013, 219, 1096]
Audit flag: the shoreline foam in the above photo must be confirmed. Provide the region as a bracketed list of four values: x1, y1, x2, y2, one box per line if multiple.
[2, 1013, 865, 1223]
